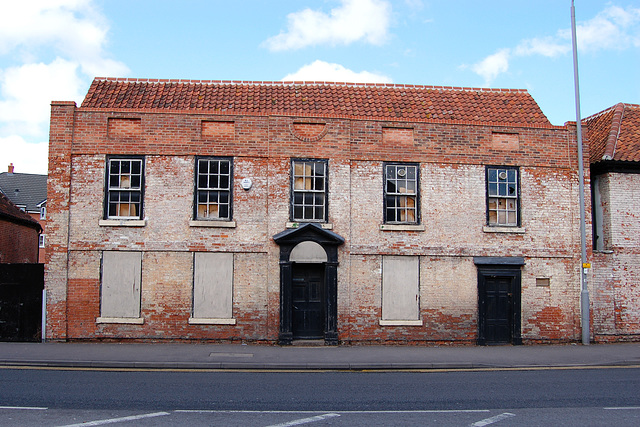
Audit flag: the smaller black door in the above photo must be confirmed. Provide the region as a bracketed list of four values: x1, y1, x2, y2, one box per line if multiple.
[291, 264, 325, 339]
[478, 268, 521, 345]
[484, 276, 512, 343]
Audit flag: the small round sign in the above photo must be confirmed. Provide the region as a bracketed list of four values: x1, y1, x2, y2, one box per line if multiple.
[241, 178, 252, 190]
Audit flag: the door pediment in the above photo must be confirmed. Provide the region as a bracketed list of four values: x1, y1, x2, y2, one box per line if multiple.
[273, 223, 345, 247]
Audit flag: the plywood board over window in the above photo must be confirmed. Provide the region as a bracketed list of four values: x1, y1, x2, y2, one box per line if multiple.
[381, 255, 422, 325]
[98, 251, 142, 323]
[190, 252, 236, 324]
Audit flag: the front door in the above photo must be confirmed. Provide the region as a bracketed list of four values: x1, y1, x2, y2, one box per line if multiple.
[478, 269, 521, 345]
[291, 264, 325, 339]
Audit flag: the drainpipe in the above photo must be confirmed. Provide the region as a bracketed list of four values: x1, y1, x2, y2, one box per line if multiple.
[571, 0, 590, 345]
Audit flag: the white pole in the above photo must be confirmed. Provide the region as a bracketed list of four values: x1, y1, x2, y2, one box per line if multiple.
[571, 0, 590, 345]
[42, 288, 47, 342]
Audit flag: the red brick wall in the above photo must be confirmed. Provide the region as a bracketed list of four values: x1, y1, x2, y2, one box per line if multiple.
[0, 220, 39, 263]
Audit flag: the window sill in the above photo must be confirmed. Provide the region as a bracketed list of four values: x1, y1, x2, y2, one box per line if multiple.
[99, 219, 147, 227]
[483, 226, 525, 234]
[286, 222, 333, 230]
[379, 319, 423, 326]
[189, 317, 237, 325]
[189, 220, 237, 228]
[96, 317, 144, 324]
[380, 224, 425, 231]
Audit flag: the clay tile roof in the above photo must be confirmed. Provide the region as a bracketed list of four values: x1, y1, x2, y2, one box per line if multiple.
[584, 103, 640, 163]
[0, 192, 42, 231]
[81, 78, 552, 126]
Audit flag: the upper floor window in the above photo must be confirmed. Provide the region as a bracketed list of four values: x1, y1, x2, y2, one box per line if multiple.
[291, 159, 327, 222]
[40, 206, 46, 220]
[105, 157, 144, 219]
[486, 166, 519, 226]
[195, 157, 232, 221]
[384, 163, 419, 224]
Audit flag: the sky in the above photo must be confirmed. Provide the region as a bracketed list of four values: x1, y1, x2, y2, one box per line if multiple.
[1, 0, 639, 175]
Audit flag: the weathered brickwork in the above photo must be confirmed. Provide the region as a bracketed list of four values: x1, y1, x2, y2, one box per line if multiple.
[592, 172, 640, 341]
[46, 82, 592, 344]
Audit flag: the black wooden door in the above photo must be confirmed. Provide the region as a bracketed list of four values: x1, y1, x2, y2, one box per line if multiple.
[484, 275, 513, 344]
[478, 268, 521, 345]
[291, 264, 325, 339]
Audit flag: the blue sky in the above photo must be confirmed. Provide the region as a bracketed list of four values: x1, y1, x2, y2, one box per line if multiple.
[1, 0, 639, 174]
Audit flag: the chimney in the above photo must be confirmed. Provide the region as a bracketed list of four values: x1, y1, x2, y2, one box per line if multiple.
[8, 163, 14, 174]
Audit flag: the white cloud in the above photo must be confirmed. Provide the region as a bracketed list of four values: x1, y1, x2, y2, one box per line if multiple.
[263, 0, 392, 51]
[572, 5, 640, 52]
[0, 136, 49, 175]
[471, 49, 510, 86]
[282, 60, 392, 84]
[0, 0, 127, 75]
[469, 5, 640, 85]
[514, 37, 570, 57]
[0, 0, 128, 173]
[0, 59, 84, 137]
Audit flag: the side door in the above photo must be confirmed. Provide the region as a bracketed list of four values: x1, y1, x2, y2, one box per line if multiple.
[478, 269, 521, 345]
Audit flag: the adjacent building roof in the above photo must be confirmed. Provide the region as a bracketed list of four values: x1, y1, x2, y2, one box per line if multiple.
[0, 191, 42, 231]
[0, 171, 47, 214]
[585, 103, 640, 164]
[82, 78, 552, 127]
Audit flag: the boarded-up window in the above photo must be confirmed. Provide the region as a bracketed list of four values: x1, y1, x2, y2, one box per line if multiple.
[382, 256, 419, 321]
[193, 252, 234, 319]
[101, 251, 142, 318]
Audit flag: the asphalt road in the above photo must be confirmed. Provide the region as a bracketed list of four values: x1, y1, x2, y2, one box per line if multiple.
[1, 367, 639, 425]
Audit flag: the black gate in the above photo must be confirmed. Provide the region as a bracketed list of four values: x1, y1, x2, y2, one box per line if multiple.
[0, 264, 44, 342]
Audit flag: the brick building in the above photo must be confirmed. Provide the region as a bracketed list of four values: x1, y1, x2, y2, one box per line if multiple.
[0, 164, 48, 263]
[587, 103, 640, 342]
[0, 191, 42, 264]
[45, 78, 586, 344]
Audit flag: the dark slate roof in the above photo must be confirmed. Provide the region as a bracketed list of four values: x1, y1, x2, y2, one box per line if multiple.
[585, 103, 640, 164]
[81, 78, 552, 126]
[0, 172, 47, 213]
[0, 192, 42, 231]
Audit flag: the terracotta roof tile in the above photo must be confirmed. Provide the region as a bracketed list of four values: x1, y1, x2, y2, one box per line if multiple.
[81, 78, 551, 126]
[585, 103, 640, 163]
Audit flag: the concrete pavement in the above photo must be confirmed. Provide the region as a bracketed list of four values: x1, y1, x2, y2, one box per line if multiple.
[1, 341, 639, 370]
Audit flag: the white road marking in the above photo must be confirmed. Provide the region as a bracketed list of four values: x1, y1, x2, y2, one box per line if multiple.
[266, 413, 340, 427]
[471, 412, 516, 426]
[0, 406, 47, 410]
[604, 406, 640, 410]
[175, 409, 490, 414]
[58, 411, 170, 426]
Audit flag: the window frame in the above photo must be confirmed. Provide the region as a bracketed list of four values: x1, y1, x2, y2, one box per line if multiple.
[194, 156, 234, 221]
[485, 165, 520, 227]
[104, 156, 145, 220]
[290, 158, 328, 223]
[383, 162, 420, 225]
